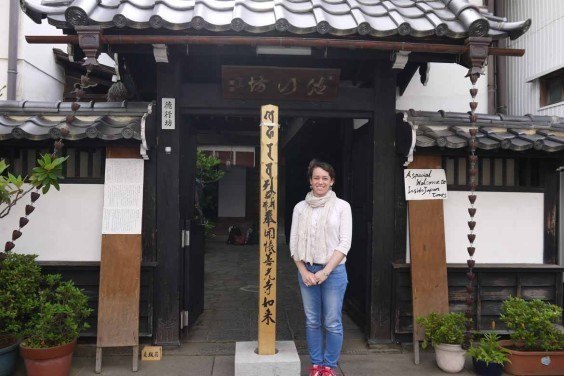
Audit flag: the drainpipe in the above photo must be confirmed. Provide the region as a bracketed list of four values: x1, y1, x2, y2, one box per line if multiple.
[494, 0, 508, 114]
[487, 0, 496, 114]
[7, 0, 20, 100]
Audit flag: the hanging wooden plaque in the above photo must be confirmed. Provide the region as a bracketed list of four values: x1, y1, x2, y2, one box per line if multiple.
[222, 66, 340, 101]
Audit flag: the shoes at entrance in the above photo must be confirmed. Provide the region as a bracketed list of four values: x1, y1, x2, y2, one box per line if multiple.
[309, 365, 323, 376]
[322, 366, 337, 376]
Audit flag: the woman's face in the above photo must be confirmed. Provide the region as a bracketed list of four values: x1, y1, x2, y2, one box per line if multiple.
[310, 167, 334, 197]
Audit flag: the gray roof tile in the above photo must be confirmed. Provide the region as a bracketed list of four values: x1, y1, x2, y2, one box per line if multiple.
[400, 110, 564, 154]
[22, 0, 530, 40]
[0, 100, 150, 141]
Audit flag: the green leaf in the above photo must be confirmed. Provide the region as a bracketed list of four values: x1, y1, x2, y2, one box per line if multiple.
[42, 183, 51, 194]
[52, 156, 68, 167]
[0, 160, 8, 174]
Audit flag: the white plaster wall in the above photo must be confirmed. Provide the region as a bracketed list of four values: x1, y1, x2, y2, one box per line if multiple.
[0, 184, 104, 261]
[18, 60, 64, 101]
[396, 63, 489, 113]
[395, 1, 489, 114]
[407, 191, 544, 264]
[0, 2, 65, 100]
[218, 167, 246, 217]
[443, 191, 544, 263]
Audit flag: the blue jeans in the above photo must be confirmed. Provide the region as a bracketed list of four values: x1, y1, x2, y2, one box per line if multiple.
[298, 263, 348, 368]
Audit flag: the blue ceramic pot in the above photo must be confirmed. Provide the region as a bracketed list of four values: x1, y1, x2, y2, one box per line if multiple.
[472, 357, 504, 376]
[0, 340, 19, 376]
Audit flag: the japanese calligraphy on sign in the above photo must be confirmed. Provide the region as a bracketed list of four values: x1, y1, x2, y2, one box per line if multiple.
[222, 66, 340, 101]
[258, 105, 279, 356]
[161, 98, 175, 130]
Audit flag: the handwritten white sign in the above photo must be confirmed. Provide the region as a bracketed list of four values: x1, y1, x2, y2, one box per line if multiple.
[161, 98, 175, 130]
[404, 169, 448, 200]
[102, 159, 144, 234]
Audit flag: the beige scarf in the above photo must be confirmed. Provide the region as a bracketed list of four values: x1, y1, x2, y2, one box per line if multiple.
[295, 190, 337, 264]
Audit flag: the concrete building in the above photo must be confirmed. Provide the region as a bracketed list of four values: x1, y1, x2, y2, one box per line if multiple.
[499, 0, 564, 117]
[0, 0, 64, 101]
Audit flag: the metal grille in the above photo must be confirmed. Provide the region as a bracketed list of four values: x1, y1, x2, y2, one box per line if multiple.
[0, 146, 105, 184]
[443, 156, 542, 191]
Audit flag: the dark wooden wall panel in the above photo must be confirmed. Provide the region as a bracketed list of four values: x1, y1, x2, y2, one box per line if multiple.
[392, 265, 563, 338]
[39, 264, 154, 337]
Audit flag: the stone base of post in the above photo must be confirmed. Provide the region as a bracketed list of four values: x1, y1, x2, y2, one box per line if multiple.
[234, 341, 300, 376]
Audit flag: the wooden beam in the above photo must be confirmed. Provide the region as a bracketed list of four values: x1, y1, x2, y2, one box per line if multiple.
[142, 112, 157, 264]
[180, 83, 375, 116]
[368, 60, 397, 343]
[281, 117, 307, 149]
[396, 63, 419, 96]
[25, 35, 526, 57]
[154, 58, 182, 345]
[543, 160, 560, 264]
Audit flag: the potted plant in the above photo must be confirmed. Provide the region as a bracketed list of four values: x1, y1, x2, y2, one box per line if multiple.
[417, 312, 468, 373]
[499, 296, 564, 375]
[19, 273, 92, 376]
[0, 253, 42, 376]
[468, 332, 510, 376]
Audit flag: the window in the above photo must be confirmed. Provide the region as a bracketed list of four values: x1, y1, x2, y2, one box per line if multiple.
[0, 146, 105, 183]
[443, 156, 541, 190]
[540, 68, 564, 107]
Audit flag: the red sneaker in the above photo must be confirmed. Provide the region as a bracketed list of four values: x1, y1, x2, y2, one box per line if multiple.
[309, 365, 323, 376]
[322, 366, 337, 376]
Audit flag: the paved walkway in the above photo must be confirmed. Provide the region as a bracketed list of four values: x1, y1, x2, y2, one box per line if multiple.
[13, 236, 483, 375]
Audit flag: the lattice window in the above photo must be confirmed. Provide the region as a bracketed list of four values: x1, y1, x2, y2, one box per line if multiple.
[443, 156, 542, 191]
[0, 146, 105, 184]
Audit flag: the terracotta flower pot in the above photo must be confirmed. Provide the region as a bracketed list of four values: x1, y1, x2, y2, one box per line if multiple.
[434, 343, 467, 373]
[20, 339, 76, 376]
[499, 339, 564, 375]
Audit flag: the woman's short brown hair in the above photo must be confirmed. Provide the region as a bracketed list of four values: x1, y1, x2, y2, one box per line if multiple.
[308, 159, 335, 180]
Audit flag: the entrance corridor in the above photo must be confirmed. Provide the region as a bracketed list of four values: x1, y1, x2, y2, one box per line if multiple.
[184, 235, 365, 354]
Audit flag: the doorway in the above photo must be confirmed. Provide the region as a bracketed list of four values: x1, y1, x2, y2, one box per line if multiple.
[182, 115, 367, 346]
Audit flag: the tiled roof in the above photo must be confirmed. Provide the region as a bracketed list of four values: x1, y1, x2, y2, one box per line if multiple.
[401, 109, 564, 153]
[22, 0, 530, 40]
[0, 101, 150, 141]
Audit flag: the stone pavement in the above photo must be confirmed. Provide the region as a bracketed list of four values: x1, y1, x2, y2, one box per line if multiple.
[15, 343, 480, 375]
[12, 236, 485, 375]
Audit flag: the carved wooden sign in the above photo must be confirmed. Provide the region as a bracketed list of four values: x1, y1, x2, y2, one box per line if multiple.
[222, 66, 340, 101]
[141, 346, 162, 361]
[258, 105, 279, 355]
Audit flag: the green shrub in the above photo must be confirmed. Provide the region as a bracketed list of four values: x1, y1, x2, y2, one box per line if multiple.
[0, 253, 41, 337]
[468, 332, 511, 365]
[417, 312, 467, 348]
[500, 296, 564, 351]
[22, 274, 92, 349]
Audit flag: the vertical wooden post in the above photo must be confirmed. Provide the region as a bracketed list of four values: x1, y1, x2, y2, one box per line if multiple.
[258, 105, 279, 355]
[154, 59, 182, 345]
[369, 61, 397, 343]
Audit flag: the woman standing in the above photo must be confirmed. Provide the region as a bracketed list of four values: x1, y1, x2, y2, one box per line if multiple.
[290, 159, 352, 376]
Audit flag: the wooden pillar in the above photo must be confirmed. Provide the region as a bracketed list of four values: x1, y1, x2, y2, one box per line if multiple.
[258, 105, 279, 355]
[154, 58, 182, 345]
[368, 60, 397, 343]
[543, 159, 560, 264]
